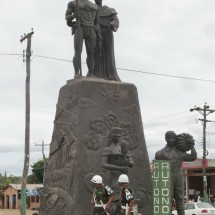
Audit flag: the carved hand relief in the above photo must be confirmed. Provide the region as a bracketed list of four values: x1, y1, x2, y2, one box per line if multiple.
[84, 111, 139, 151]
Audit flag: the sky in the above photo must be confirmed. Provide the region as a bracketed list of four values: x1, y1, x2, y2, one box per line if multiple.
[1, 0, 215, 176]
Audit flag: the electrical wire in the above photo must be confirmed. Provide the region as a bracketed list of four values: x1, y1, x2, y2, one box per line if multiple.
[0, 99, 54, 115]
[1, 52, 215, 83]
[0, 53, 22, 56]
[34, 55, 215, 83]
[143, 111, 189, 122]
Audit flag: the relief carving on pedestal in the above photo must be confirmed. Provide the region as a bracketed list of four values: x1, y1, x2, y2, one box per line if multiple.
[84, 111, 139, 151]
[100, 85, 120, 105]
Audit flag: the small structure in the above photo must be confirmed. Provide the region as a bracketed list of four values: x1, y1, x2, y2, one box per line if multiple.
[181, 159, 215, 201]
[2, 184, 43, 210]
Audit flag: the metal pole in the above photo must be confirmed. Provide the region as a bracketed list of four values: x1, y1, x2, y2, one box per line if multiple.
[35, 141, 50, 184]
[185, 169, 189, 202]
[202, 104, 207, 202]
[42, 141, 46, 184]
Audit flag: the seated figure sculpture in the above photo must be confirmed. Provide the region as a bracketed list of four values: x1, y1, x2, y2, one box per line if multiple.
[101, 127, 134, 191]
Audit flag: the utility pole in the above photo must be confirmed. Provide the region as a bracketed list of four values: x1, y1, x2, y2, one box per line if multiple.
[190, 103, 215, 202]
[20, 29, 34, 215]
[35, 141, 50, 184]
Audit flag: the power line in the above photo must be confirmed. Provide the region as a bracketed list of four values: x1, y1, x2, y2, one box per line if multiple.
[1, 52, 215, 83]
[117, 67, 215, 83]
[143, 111, 188, 122]
[34, 55, 72, 63]
[35, 55, 215, 83]
[0, 98, 196, 124]
[0, 53, 22, 56]
[0, 99, 54, 114]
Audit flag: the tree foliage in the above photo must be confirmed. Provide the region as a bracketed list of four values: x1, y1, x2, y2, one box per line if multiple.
[27, 159, 48, 184]
[0, 173, 21, 189]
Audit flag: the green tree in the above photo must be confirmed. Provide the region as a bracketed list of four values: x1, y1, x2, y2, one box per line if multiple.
[0, 174, 21, 189]
[27, 159, 48, 184]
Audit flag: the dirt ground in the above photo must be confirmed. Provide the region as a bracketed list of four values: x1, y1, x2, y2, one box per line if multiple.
[0, 209, 38, 215]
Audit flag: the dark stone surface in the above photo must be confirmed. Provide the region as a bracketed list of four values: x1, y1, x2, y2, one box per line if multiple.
[39, 78, 153, 215]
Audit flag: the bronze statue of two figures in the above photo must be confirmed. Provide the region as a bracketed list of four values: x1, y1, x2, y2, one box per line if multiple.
[65, 0, 120, 81]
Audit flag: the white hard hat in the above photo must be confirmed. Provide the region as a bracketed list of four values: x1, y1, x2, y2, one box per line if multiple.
[91, 175, 102, 184]
[118, 174, 129, 183]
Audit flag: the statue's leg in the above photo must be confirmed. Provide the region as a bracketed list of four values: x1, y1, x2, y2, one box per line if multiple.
[73, 28, 83, 76]
[174, 173, 185, 215]
[85, 28, 96, 76]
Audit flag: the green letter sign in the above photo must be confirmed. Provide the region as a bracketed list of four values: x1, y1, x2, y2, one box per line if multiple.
[153, 160, 171, 215]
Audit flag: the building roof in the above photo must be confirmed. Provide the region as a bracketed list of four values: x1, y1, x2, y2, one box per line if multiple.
[4, 184, 43, 196]
[8, 184, 43, 190]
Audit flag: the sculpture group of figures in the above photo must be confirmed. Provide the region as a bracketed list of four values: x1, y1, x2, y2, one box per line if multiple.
[39, 1, 198, 214]
[65, 0, 120, 81]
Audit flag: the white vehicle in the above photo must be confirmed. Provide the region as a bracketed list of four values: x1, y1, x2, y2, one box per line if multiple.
[172, 202, 215, 215]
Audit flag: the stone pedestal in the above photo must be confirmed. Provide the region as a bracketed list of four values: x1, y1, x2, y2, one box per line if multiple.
[40, 78, 153, 215]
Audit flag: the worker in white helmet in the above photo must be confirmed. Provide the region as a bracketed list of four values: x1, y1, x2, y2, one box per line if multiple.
[91, 175, 115, 215]
[118, 174, 134, 215]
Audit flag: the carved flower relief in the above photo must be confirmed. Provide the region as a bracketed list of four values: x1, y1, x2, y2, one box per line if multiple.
[104, 111, 119, 129]
[84, 133, 106, 151]
[89, 118, 108, 135]
[119, 121, 132, 136]
[84, 111, 139, 151]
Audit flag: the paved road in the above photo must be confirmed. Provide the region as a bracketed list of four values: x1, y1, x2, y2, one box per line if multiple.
[0, 209, 38, 215]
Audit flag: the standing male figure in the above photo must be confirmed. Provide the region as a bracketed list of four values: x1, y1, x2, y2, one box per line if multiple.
[65, 0, 100, 77]
[91, 175, 115, 215]
[155, 131, 197, 215]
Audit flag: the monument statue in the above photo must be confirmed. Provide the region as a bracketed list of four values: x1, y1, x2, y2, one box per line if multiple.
[101, 127, 134, 191]
[155, 131, 197, 215]
[39, 1, 153, 214]
[93, 0, 120, 81]
[65, 0, 100, 78]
